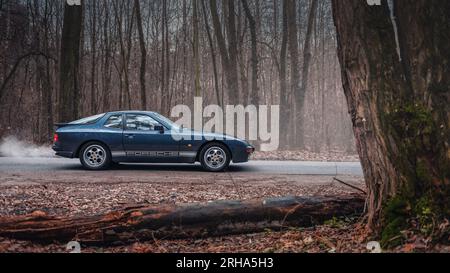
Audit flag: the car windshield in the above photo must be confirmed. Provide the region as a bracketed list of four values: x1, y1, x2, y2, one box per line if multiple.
[69, 113, 105, 125]
[152, 113, 181, 131]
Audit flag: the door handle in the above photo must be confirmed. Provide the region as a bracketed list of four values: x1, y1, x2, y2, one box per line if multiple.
[125, 134, 135, 139]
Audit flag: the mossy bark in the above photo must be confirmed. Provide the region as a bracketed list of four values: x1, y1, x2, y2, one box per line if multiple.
[332, 0, 449, 245]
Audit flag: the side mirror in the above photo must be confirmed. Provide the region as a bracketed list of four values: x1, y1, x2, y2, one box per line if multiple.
[154, 125, 165, 134]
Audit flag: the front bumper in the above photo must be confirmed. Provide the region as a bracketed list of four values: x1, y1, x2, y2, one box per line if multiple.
[246, 145, 256, 154]
[232, 145, 255, 163]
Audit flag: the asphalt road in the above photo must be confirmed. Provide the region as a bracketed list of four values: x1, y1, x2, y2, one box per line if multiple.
[0, 157, 362, 176]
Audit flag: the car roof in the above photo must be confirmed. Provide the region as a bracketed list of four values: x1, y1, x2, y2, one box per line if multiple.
[106, 110, 158, 115]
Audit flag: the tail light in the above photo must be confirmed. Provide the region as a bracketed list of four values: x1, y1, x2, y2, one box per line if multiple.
[53, 133, 59, 143]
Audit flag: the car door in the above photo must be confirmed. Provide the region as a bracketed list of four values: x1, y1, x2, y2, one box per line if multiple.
[123, 113, 179, 162]
[102, 113, 127, 160]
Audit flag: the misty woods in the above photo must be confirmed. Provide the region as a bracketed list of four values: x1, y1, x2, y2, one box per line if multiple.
[0, 0, 354, 152]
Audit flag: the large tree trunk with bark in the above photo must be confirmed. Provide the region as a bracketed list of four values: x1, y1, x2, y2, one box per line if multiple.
[332, 0, 449, 246]
[59, 1, 83, 122]
[0, 196, 364, 245]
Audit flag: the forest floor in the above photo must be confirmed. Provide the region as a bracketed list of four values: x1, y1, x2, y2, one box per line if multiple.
[0, 172, 368, 253]
[1, 223, 448, 253]
[0, 174, 363, 217]
[0, 148, 446, 253]
[0, 174, 447, 253]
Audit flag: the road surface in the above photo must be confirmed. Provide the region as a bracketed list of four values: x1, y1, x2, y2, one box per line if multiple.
[0, 157, 362, 176]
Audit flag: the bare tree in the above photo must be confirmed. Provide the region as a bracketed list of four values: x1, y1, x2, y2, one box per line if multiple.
[279, 0, 289, 149]
[59, 0, 83, 122]
[285, 0, 301, 148]
[241, 0, 259, 105]
[210, 0, 239, 105]
[296, 0, 318, 148]
[193, 0, 201, 98]
[160, 0, 170, 113]
[134, 0, 147, 109]
[201, 0, 221, 106]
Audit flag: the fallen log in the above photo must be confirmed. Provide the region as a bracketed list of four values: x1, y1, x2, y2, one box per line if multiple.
[0, 195, 364, 245]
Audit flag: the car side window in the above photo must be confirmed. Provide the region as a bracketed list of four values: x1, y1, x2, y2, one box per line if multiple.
[104, 115, 123, 129]
[125, 114, 162, 131]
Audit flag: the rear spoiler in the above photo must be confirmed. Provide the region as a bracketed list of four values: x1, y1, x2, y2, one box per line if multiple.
[54, 123, 70, 129]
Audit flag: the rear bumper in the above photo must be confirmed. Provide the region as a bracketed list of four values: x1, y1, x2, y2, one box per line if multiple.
[55, 151, 74, 158]
[52, 145, 74, 158]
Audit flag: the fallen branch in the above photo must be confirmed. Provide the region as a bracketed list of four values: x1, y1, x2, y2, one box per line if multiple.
[333, 177, 367, 195]
[0, 195, 364, 246]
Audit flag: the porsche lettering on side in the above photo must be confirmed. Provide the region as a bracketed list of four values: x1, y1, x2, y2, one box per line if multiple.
[52, 111, 255, 172]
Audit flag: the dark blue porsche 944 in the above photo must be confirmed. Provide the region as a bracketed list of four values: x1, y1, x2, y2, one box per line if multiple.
[52, 111, 255, 172]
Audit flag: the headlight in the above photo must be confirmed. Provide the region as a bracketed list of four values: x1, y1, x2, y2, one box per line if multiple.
[246, 146, 255, 154]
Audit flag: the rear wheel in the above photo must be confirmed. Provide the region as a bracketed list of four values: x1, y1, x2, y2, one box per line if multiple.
[199, 143, 231, 172]
[79, 142, 111, 170]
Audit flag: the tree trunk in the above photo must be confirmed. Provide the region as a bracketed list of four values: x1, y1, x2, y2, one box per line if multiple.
[193, 0, 201, 98]
[201, 0, 222, 107]
[90, 0, 97, 114]
[101, 2, 111, 112]
[332, 0, 449, 246]
[0, 195, 364, 245]
[160, 0, 170, 114]
[279, 0, 289, 149]
[285, 0, 300, 148]
[210, 0, 240, 106]
[134, 0, 147, 110]
[59, 1, 83, 122]
[160, 1, 166, 112]
[241, 0, 259, 105]
[225, 1, 240, 105]
[296, 0, 318, 149]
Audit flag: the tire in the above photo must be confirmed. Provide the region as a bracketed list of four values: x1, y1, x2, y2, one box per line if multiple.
[79, 142, 112, 170]
[199, 143, 231, 172]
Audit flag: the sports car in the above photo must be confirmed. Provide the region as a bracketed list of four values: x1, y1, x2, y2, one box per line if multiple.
[52, 111, 255, 172]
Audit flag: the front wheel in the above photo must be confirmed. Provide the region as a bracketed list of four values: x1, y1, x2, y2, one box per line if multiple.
[199, 143, 231, 172]
[79, 142, 112, 170]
